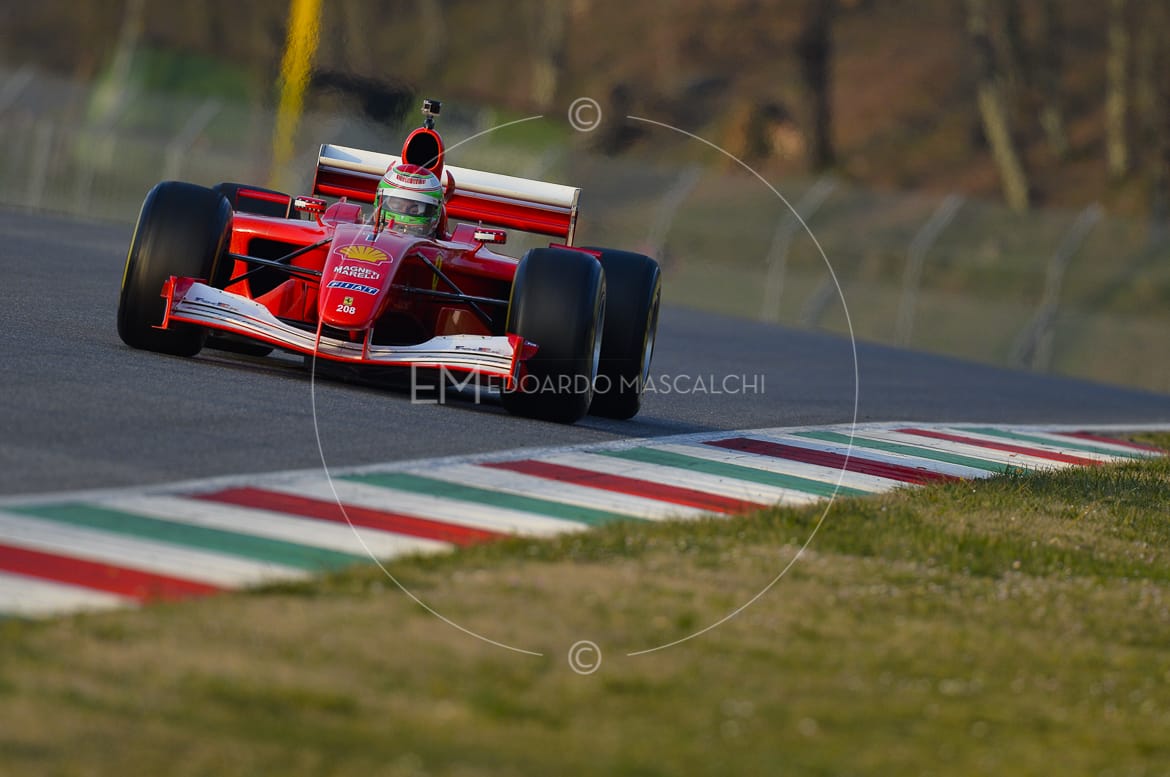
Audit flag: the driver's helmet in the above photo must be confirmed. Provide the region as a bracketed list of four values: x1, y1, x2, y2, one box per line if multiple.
[375, 162, 444, 236]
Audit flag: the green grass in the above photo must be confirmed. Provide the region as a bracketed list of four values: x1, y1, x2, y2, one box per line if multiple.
[0, 435, 1167, 776]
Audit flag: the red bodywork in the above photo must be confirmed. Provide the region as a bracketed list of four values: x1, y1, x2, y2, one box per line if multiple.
[160, 124, 583, 386]
[226, 215, 515, 338]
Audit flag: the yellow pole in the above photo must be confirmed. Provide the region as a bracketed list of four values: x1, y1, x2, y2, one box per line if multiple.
[269, 0, 322, 189]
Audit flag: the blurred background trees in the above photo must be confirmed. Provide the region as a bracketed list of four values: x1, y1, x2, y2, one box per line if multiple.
[4, 0, 1170, 227]
[965, 0, 1030, 212]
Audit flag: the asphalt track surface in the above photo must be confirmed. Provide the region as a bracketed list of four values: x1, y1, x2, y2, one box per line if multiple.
[3, 209, 1169, 496]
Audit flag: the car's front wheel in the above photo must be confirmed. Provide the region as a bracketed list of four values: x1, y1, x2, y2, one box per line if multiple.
[117, 181, 233, 356]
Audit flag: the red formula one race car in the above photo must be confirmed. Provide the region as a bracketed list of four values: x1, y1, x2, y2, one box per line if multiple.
[117, 99, 660, 422]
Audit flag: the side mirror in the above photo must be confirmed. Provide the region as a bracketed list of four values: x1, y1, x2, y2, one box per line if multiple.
[293, 196, 327, 216]
[473, 228, 507, 245]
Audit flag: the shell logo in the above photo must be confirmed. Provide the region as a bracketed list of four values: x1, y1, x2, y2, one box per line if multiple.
[338, 245, 390, 264]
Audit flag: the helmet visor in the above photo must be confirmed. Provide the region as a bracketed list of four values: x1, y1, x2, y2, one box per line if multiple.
[380, 195, 438, 220]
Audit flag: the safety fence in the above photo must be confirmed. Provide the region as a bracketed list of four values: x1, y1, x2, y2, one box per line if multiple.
[2, 66, 1167, 394]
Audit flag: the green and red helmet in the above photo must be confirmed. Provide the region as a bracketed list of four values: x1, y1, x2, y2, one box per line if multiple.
[375, 162, 444, 236]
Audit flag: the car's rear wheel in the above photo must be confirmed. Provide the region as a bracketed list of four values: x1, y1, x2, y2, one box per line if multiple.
[117, 181, 233, 356]
[501, 247, 605, 423]
[587, 248, 661, 419]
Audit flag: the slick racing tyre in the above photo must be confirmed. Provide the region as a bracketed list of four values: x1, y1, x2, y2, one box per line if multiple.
[586, 248, 661, 420]
[502, 247, 605, 423]
[117, 181, 233, 356]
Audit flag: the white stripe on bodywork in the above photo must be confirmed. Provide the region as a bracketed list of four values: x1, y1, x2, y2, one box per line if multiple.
[318, 144, 580, 209]
[169, 282, 515, 375]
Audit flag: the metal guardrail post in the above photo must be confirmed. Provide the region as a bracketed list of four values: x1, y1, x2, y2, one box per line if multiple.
[895, 193, 965, 345]
[1011, 202, 1103, 370]
[798, 276, 838, 328]
[0, 66, 33, 115]
[525, 147, 564, 179]
[163, 99, 223, 180]
[74, 131, 108, 214]
[28, 119, 54, 209]
[759, 175, 836, 322]
[642, 165, 702, 260]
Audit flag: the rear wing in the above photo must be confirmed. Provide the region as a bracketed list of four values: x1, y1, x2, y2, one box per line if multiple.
[313, 144, 580, 243]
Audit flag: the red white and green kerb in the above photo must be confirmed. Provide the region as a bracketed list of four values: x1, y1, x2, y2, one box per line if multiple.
[0, 424, 1162, 617]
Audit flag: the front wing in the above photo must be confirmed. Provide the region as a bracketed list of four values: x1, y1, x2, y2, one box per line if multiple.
[161, 277, 522, 383]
